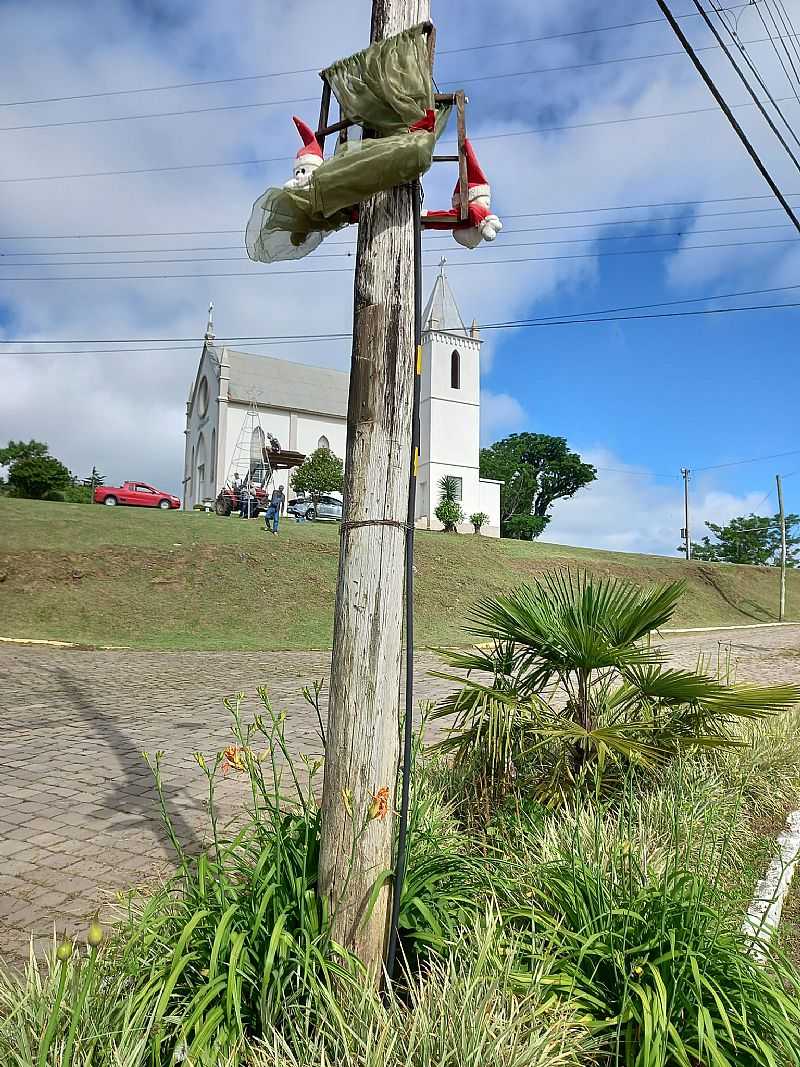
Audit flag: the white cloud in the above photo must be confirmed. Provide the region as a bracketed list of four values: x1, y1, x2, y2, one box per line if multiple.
[3, 0, 800, 497]
[480, 389, 527, 444]
[543, 447, 768, 556]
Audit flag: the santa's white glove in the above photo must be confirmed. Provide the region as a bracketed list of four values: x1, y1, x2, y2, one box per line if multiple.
[479, 214, 503, 242]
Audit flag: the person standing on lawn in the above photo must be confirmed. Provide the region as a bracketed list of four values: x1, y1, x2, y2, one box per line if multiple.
[264, 485, 286, 534]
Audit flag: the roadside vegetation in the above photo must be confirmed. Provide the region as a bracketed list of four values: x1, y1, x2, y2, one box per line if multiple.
[2, 498, 800, 650]
[2, 571, 800, 1066]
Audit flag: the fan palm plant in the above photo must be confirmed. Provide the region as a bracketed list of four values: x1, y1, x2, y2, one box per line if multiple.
[432, 570, 800, 805]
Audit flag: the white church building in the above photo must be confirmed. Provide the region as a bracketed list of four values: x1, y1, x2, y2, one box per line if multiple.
[183, 261, 502, 536]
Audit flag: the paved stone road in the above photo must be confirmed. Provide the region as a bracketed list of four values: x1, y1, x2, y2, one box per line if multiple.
[1, 626, 798, 971]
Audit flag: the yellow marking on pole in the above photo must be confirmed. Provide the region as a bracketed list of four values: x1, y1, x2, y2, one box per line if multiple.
[416, 345, 422, 375]
[413, 447, 419, 477]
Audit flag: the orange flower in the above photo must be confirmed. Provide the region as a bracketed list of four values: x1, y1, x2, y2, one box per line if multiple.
[368, 786, 390, 821]
[221, 745, 248, 776]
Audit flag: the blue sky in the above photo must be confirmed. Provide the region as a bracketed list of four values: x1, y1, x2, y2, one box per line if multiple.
[1, 0, 798, 553]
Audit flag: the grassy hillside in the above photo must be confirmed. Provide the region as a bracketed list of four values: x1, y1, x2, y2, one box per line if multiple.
[1, 498, 797, 650]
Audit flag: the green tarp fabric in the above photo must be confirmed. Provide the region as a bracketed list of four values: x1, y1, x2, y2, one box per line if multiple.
[245, 24, 449, 264]
[323, 25, 433, 134]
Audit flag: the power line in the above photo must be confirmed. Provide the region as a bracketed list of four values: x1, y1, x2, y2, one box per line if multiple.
[759, 0, 800, 102]
[0, 4, 752, 110]
[2, 300, 800, 337]
[3, 93, 799, 185]
[4, 191, 800, 241]
[3, 220, 797, 260]
[709, 0, 800, 152]
[694, 449, 800, 471]
[4, 281, 800, 349]
[6, 35, 798, 134]
[694, 1, 800, 175]
[2, 233, 798, 275]
[656, 0, 800, 234]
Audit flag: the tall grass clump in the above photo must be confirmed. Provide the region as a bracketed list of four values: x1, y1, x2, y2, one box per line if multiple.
[514, 851, 800, 1066]
[256, 918, 592, 1067]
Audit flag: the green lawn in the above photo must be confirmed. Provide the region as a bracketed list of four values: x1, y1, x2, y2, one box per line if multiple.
[0, 498, 797, 650]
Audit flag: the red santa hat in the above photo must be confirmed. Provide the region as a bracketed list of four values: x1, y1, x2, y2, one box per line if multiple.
[451, 139, 490, 205]
[292, 116, 323, 169]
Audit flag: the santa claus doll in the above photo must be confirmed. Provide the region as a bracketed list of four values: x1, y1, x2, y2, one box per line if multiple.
[285, 116, 325, 189]
[422, 139, 502, 249]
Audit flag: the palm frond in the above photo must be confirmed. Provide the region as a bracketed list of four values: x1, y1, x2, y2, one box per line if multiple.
[465, 570, 676, 673]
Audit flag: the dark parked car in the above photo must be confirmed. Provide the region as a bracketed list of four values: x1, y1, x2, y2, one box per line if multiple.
[287, 495, 343, 522]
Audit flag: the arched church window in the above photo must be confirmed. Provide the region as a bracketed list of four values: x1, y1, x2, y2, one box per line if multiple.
[318, 435, 330, 450]
[210, 429, 216, 481]
[450, 350, 460, 390]
[197, 376, 209, 417]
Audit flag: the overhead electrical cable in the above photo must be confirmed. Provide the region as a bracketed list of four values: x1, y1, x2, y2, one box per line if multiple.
[656, 0, 800, 234]
[4, 94, 800, 185]
[3, 220, 796, 261]
[0, 4, 753, 110]
[2, 232, 799, 268]
[709, 0, 800, 150]
[763, 0, 800, 97]
[3, 280, 800, 349]
[2, 301, 800, 332]
[3, 35, 798, 133]
[1, 233, 798, 276]
[692, 1, 800, 174]
[752, 0, 800, 102]
[4, 192, 800, 238]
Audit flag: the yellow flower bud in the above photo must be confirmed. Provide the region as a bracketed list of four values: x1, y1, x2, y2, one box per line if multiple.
[56, 939, 73, 963]
[193, 752, 207, 771]
[87, 916, 104, 947]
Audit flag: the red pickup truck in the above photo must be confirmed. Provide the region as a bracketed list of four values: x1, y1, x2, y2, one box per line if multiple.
[94, 481, 180, 510]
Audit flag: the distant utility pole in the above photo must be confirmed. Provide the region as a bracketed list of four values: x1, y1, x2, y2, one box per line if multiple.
[777, 473, 786, 621]
[681, 467, 691, 560]
[318, 0, 430, 978]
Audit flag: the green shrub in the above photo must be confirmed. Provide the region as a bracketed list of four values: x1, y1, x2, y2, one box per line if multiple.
[435, 475, 464, 532]
[41, 489, 65, 502]
[503, 514, 548, 540]
[469, 511, 490, 533]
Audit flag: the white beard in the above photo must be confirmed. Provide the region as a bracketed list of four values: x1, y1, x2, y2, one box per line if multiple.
[453, 227, 482, 249]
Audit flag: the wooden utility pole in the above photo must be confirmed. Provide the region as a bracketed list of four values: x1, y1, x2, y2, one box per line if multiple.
[318, 0, 430, 976]
[682, 468, 691, 560]
[777, 473, 786, 621]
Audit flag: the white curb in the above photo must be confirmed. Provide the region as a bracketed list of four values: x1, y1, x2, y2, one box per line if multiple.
[743, 809, 800, 957]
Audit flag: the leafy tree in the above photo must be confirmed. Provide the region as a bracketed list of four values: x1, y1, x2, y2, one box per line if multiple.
[0, 439, 72, 500]
[291, 447, 344, 502]
[83, 466, 105, 488]
[479, 433, 596, 540]
[435, 475, 464, 533]
[469, 511, 489, 534]
[690, 513, 800, 567]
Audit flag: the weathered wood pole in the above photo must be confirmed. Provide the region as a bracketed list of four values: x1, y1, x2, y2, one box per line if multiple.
[318, 0, 430, 976]
[777, 473, 786, 621]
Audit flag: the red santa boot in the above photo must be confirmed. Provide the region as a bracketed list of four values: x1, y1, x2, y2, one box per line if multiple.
[453, 140, 502, 249]
[421, 140, 502, 249]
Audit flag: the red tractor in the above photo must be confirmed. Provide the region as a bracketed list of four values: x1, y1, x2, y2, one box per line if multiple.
[214, 481, 269, 517]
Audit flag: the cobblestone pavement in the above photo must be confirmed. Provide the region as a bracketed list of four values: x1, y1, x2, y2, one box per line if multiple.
[1, 625, 799, 971]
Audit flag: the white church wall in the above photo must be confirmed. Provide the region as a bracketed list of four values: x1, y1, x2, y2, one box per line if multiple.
[222, 404, 290, 485]
[184, 347, 221, 509]
[295, 413, 346, 459]
[478, 478, 502, 538]
[424, 460, 481, 534]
